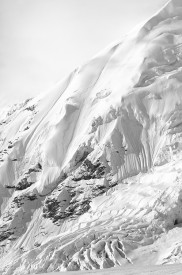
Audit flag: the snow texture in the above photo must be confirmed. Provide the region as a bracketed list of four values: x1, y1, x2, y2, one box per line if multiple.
[1, 0, 182, 274]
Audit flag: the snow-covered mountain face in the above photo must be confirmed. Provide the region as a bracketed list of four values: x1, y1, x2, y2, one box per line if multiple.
[1, 0, 182, 273]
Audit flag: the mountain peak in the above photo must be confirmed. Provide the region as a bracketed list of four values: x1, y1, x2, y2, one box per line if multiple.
[137, 0, 182, 39]
[1, 1, 182, 274]
[158, 0, 182, 18]
[168, 0, 182, 8]
[162, 0, 182, 15]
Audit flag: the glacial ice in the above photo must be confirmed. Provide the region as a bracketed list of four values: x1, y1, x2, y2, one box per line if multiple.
[1, 0, 182, 274]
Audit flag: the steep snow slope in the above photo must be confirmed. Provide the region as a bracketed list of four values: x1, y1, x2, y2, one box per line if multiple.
[1, 0, 182, 273]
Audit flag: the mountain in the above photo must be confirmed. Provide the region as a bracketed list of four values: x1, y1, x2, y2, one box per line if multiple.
[1, 0, 182, 274]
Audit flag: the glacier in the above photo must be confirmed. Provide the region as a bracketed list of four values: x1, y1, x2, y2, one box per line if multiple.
[1, 0, 182, 274]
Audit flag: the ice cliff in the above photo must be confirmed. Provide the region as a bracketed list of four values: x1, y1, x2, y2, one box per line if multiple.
[1, 0, 182, 273]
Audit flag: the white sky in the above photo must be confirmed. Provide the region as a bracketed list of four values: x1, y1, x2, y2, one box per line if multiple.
[0, 0, 167, 107]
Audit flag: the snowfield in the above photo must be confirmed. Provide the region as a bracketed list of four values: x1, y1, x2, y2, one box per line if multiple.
[37, 264, 182, 275]
[1, 0, 182, 274]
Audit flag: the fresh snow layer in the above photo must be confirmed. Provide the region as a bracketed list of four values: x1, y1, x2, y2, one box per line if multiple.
[38, 264, 182, 275]
[1, 0, 182, 274]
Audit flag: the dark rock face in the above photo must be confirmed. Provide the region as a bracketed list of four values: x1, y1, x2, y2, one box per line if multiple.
[16, 179, 34, 191]
[42, 157, 108, 223]
[42, 196, 91, 223]
[15, 164, 42, 191]
[73, 159, 106, 181]
[0, 229, 13, 242]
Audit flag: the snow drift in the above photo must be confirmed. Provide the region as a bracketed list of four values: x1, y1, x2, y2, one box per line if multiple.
[1, 0, 182, 273]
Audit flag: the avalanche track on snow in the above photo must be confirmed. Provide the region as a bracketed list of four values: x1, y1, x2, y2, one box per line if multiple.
[1, 0, 182, 274]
